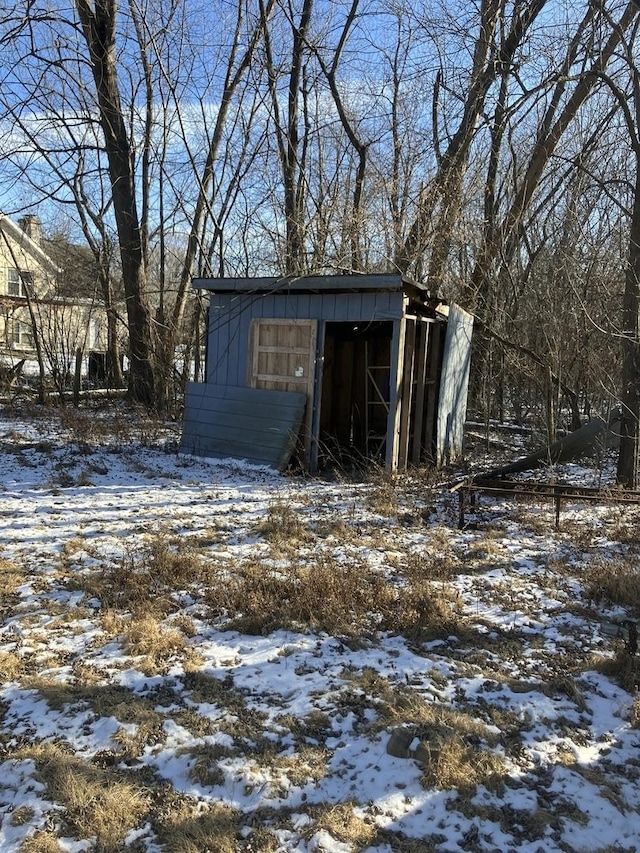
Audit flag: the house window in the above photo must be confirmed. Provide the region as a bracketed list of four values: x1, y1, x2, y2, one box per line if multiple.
[8, 319, 33, 348]
[8, 268, 34, 297]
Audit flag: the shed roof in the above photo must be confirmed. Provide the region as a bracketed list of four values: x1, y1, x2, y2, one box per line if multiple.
[193, 272, 429, 296]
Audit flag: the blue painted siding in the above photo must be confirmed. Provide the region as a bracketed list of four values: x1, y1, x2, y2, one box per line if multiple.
[206, 291, 404, 388]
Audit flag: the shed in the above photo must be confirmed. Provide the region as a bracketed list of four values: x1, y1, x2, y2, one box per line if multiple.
[181, 274, 473, 471]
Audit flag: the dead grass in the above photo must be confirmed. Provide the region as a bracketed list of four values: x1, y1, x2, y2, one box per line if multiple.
[181, 670, 248, 715]
[0, 650, 29, 682]
[602, 509, 640, 547]
[203, 553, 460, 639]
[8, 805, 35, 826]
[270, 745, 329, 787]
[172, 708, 219, 738]
[180, 743, 234, 787]
[352, 674, 506, 793]
[404, 548, 460, 582]
[98, 608, 127, 638]
[584, 556, 640, 611]
[276, 709, 334, 744]
[153, 798, 242, 853]
[179, 670, 272, 747]
[255, 498, 313, 551]
[71, 660, 107, 685]
[19, 831, 64, 852]
[56, 404, 171, 448]
[21, 678, 167, 759]
[420, 735, 505, 792]
[365, 476, 399, 516]
[312, 516, 355, 541]
[594, 648, 640, 693]
[73, 531, 212, 618]
[0, 556, 25, 597]
[18, 743, 149, 852]
[542, 674, 587, 711]
[57, 537, 99, 572]
[630, 696, 640, 728]
[305, 802, 377, 847]
[122, 613, 187, 673]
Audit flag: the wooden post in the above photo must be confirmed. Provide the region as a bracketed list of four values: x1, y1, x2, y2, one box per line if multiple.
[411, 320, 430, 465]
[385, 315, 406, 471]
[398, 317, 416, 469]
[310, 321, 326, 473]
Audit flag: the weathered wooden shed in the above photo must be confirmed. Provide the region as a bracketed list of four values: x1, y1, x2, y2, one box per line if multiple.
[181, 273, 473, 471]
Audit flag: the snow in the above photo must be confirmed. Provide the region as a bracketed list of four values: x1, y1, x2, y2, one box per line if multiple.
[1, 406, 640, 851]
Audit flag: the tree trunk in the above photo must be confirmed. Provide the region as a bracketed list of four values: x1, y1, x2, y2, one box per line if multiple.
[104, 301, 123, 390]
[617, 168, 640, 488]
[75, 0, 156, 407]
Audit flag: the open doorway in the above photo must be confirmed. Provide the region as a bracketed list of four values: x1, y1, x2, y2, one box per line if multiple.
[318, 321, 393, 467]
[317, 317, 446, 470]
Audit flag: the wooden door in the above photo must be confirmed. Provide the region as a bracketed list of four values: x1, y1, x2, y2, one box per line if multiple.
[249, 319, 317, 463]
[250, 319, 316, 393]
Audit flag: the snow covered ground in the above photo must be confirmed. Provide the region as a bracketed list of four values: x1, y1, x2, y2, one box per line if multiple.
[1, 405, 639, 852]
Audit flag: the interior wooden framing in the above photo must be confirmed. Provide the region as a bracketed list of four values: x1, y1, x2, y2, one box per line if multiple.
[313, 314, 444, 471]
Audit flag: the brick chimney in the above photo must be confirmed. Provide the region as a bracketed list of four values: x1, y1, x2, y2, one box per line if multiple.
[18, 214, 42, 245]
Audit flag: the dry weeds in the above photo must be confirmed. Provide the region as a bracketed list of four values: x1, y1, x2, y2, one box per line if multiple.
[202, 551, 461, 640]
[153, 799, 242, 853]
[122, 614, 187, 672]
[74, 532, 211, 619]
[254, 498, 313, 551]
[19, 831, 63, 852]
[358, 674, 506, 792]
[584, 556, 640, 610]
[17, 743, 149, 852]
[305, 802, 377, 847]
[0, 556, 25, 597]
[0, 650, 28, 682]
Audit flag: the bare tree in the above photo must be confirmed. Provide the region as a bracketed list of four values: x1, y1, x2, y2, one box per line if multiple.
[594, 14, 640, 487]
[0, 0, 276, 410]
[396, 0, 548, 283]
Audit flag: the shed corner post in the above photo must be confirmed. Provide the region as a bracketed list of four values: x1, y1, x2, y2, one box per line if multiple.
[385, 315, 407, 471]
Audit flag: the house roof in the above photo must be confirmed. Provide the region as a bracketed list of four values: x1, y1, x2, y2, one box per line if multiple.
[0, 215, 61, 276]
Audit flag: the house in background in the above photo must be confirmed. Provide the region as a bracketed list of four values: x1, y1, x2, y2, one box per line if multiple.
[181, 274, 474, 472]
[0, 214, 109, 389]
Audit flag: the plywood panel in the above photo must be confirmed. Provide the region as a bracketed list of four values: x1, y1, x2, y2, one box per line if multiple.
[436, 304, 474, 466]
